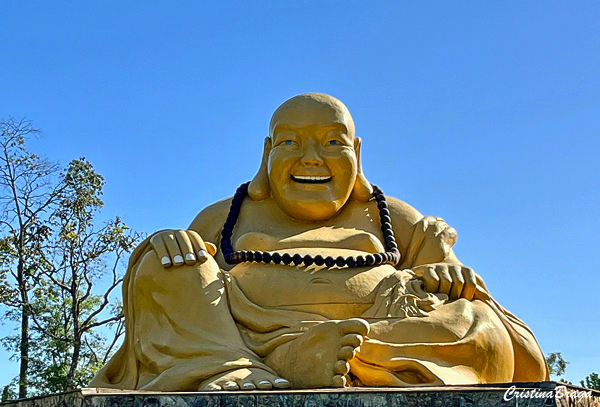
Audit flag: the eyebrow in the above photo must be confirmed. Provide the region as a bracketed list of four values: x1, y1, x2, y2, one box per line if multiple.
[272, 124, 299, 136]
[272, 123, 349, 137]
[320, 123, 349, 135]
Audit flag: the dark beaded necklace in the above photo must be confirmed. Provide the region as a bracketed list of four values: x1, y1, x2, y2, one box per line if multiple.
[221, 182, 401, 269]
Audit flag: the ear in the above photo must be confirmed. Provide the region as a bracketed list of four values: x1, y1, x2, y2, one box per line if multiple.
[248, 137, 272, 201]
[350, 137, 373, 202]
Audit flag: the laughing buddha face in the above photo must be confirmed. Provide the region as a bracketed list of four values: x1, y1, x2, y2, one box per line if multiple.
[266, 94, 360, 222]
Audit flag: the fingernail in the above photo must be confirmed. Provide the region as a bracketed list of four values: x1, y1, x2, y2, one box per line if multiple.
[242, 382, 256, 389]
[274, 378, 289, 385]
[173, 255, 184, 264]
[160, 256, 171, 266]
[258, 380, 270, 386]
[198, 249, 209, 261]
[185, 253, 196, 262]
[224, 382, 237, 389]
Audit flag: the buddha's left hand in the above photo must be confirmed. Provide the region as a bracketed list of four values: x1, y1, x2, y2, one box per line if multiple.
[412, 263, 478, 301]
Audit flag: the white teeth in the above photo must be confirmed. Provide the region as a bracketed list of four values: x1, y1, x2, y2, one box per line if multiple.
[293, 175, 331, 180]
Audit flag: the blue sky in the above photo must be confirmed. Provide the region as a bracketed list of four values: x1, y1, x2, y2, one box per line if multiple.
[1, 1, 599, 387]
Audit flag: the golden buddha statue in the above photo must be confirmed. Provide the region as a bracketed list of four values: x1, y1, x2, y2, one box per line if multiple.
[90, 93, 548, 391]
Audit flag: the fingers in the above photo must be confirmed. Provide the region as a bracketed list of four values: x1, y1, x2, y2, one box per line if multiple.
[149, 229, 216, 268]
[187, 231, 218, 262]
[413, 265, 441, 293]
[160, 232, 185, 266]
[186, 230, 210, 264]
[461, 267, 477, 301]
[435, 264, 452, 296]
[414, 263, 478, 301]
[149, 232, 174, 268]
[448, 265, 465, 301]
[174, 230, 197, 266]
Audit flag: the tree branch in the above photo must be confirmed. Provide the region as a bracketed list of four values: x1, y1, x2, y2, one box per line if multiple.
[82, 314, 122, 332]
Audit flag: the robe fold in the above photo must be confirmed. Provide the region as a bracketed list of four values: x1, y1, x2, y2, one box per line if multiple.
[90, 226, 548, 390]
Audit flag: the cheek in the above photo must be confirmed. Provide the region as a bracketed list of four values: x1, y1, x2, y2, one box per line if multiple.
[268, 150, 298, 179]
[326, 150, 357, 177]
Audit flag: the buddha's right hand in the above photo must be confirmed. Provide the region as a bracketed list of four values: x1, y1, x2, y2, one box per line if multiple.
[149, 229, 217, 268]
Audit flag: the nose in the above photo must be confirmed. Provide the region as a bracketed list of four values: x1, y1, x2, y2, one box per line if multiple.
[300, 140, 324, 166]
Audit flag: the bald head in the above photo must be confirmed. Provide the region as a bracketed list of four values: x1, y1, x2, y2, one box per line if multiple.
[248, 92, 371, 209]
[269, 93, 355, 139]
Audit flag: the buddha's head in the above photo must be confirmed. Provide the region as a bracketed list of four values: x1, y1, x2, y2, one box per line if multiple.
[249, 93, 372, 221]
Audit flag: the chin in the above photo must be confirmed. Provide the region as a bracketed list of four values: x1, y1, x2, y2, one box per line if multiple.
[271, 182, 352, 221]
[279, 199, 343, 222]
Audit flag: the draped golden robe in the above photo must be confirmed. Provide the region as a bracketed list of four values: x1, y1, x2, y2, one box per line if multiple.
[90, 224, 548, 390]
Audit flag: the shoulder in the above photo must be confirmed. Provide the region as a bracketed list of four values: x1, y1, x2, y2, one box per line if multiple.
[385, 196, 423, 226]
[383, 196, 423, 255]
[188, 197, 232, 243]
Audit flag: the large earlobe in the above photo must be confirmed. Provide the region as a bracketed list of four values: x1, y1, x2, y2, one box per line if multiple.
[350, 137, 373, 202]
[248, 137, 272, 201]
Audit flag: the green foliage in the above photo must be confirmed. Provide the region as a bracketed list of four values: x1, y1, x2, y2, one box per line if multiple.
[0, 118, 61, 398]
[581, 372, 600, 390]
[545, 352, 599, 391]
[0, 118, 141, 398]
[25, 293, 116, 393]
[22, 158, 140, 394]
[546, 352, 569, 377]
[2, 384, 17, 402]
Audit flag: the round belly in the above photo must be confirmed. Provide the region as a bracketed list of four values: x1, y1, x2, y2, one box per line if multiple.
[228, 249, 397, 319]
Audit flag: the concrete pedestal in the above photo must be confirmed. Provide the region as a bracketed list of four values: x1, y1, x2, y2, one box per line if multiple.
[2, 382, 599, 407]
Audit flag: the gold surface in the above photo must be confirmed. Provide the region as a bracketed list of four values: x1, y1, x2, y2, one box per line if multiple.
[89, 93, 548, 391]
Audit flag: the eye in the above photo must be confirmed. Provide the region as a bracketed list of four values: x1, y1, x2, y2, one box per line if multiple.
[327, 140, 339, 146]
[274, 130, 298, 147]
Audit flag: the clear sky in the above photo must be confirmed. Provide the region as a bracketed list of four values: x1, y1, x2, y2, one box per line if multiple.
[1, 1, 599, 388]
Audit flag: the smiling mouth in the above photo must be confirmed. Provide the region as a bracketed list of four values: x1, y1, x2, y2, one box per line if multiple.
[291, 175, 333, 184]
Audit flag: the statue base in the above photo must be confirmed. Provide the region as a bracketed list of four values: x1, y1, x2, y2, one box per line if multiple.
[2, 382, 599, 407]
